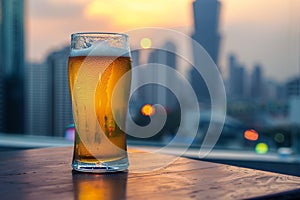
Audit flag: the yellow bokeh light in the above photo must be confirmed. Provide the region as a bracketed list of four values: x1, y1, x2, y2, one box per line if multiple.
[140, 38, 152, 49]
[141, 104, 155, 116]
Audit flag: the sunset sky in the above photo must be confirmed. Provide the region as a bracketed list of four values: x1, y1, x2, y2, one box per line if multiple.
[26, 0, 300, 81]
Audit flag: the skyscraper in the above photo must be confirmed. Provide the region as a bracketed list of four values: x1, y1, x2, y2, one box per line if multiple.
[190, 0, 221, 103]
[0, 0, 25, 133]
[286, 77, 300, 125]
[286, 77, 300, 97]
[25, 63, 51, 135]
[46, 46, 73, 137]
[250, 64, 263, 100]
[192, 0, 221, 65]
[143, 41, 177, 109]
[145, 48, 166, 105]
[131, 49, 140, 68]
[228, 54, 246, 99]
[25, 46, 73, 137]
[163, 41, 178, 109]
[130, 48, 140, 97]
[0, 65, 3, 131]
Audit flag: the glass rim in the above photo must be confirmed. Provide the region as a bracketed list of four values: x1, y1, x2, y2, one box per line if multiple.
[71, 32, 128, 38]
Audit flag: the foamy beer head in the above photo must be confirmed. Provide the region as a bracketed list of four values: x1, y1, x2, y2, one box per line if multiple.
[70, 32, 130, 57]
[69, 33, 131, 172]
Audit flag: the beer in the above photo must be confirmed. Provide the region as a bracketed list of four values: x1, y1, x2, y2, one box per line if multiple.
[68, 33, 131, 172]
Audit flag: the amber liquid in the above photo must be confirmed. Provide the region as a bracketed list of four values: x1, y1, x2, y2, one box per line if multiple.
[68, 56, 131, 164]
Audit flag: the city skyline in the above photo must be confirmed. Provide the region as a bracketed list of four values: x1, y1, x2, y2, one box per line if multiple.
[25, 0, 300, 82]
[0, 0, 299, 135]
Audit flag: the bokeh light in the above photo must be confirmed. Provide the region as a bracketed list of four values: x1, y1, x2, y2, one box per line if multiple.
[255, 143, 268, 154]
[141, 104, 155, 116]
[65, 124, 75, 141]
[274, 133, 285, 143]
[244, 129, 259, 141]
[140, 38, 152, 49]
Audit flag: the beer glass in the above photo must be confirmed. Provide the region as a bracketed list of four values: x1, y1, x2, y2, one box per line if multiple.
[68, 33, 131, 173]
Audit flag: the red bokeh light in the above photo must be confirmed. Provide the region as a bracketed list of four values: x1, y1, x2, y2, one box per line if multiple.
[244, 129, 259, 141]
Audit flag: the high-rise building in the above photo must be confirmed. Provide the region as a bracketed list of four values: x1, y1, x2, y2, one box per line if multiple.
[286, 77, 300, 125]
[130, 49, 140, 96]
[264, 80, 286, 101]
[145, 48, 166, 105]
[131, 49, 140, 68]
[142, 41, 177, 109]
[46, 46, 73, 137]
[25, 62, 52, 135]
[190, 0, 221, 103]
[0, 65, 3, 131]
[286, 77, 300, 97]
[25, 46, 73, 137]
[250, 64, 263, 100]
[163, 41, 178, 109]
[192, 0, 221, 65]
[228, 54, 246, 99]
[0, 0, 25, 133]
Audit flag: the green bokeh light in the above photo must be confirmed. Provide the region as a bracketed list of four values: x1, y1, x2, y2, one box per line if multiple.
[255, 143, 269, 154]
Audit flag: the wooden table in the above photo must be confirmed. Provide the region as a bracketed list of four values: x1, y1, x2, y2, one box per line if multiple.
[0, 147, 300, 199]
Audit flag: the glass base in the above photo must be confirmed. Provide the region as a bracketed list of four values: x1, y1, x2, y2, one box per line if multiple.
[72, 157, 129, 173]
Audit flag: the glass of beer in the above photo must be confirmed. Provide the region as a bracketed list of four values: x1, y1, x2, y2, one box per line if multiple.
[68, 33, 131, 173]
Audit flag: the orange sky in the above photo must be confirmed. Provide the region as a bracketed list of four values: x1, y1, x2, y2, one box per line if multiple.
[84, 0, 193, 28]
[27, 0, 300, 80]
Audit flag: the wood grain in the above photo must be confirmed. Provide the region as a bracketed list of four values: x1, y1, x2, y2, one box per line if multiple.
[0, 147, 299, 200]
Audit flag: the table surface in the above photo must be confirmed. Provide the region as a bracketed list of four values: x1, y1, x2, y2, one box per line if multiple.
[0, 146, 300, 200]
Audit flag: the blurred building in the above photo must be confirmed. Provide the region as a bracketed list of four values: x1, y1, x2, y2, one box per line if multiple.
[0, 0, 25, 133]
[146, 48, 165, 105]
[190, 0, 221, 103]
[131, 49, 140, 68]
[46, 46, 73, 137]
[141, 41, 178, 110]
[25, 46, 73, 137]
[0, 80, 3, 131]
[163, 42, 178, 109]
[192, 0, 221, 64]
[286, 77, 300, 124]
[286, 77, 300, 97]
[264, 80, 277, 100]
[289, 96, 300, 125]
[250, 64, 263, 100]
[130, 49, 140, 96]
[25, 63, 51, 135]
[228, 54, 246, 99]
[264, 80, 286, 101]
